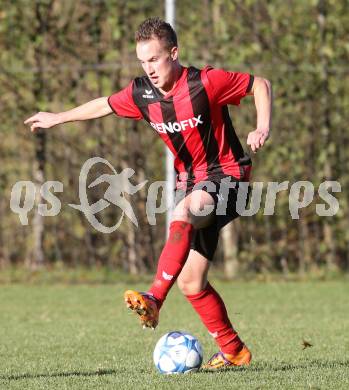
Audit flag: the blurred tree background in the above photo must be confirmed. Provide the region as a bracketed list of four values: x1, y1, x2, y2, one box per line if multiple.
[0, 0, 348, 278]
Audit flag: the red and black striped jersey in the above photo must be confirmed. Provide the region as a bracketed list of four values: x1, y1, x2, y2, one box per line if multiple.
[108, 66, 253, 185]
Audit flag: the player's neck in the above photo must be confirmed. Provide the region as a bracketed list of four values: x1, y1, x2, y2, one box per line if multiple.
[159, 63, 183, 95]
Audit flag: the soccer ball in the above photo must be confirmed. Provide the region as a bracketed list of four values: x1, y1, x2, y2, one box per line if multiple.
[153, 331, 203, 374]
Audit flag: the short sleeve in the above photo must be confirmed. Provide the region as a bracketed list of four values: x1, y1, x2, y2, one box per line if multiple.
[108, 81, 143, 120]
[203, 66, 254, 106]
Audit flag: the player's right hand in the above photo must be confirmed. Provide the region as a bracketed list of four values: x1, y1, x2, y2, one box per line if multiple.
[24, 112, 61, 132]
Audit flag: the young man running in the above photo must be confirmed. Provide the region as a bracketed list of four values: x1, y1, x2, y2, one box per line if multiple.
[25, 17, 272, 369]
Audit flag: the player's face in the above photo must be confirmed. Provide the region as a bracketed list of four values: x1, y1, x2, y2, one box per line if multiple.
[136, 38, 178, 91]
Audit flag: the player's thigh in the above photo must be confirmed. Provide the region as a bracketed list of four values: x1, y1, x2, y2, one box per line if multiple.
[177, 249, 211, 294]
[172, 190, 215, 228]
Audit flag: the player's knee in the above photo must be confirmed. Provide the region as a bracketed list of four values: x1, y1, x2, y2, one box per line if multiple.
[177, 277, 204, 295]
[171, 206, 191, 224]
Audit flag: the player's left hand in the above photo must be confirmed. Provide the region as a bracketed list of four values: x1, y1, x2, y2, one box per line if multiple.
[247, 129, 269, 153]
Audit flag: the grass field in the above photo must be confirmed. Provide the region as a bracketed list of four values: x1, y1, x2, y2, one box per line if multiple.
[0, 281, 348, 389]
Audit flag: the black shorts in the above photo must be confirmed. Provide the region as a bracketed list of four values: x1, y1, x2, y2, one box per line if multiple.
[175, 176, 250, 261]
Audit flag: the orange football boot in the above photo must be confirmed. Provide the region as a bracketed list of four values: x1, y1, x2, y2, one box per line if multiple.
[124, 290, 159, 329]
[202, 345, 252, 370]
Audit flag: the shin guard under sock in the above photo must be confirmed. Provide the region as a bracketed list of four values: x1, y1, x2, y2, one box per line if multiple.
[186, 282, 243, 355]
[148, 221, 193, 307]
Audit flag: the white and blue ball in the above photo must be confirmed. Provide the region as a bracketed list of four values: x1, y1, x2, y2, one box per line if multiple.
[153, 331, 203, 374]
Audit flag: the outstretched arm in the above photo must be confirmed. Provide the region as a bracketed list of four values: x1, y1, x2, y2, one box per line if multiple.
[246, 77, 272, 153]
[24, 97, 112, 132]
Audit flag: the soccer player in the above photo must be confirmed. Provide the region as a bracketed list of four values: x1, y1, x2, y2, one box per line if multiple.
[24, 17, 272, 370]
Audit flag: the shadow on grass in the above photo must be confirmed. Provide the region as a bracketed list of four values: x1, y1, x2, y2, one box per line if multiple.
[0, 368, 119, 381]
[201, 359, 349, 374]
[2, 360, 348, 381]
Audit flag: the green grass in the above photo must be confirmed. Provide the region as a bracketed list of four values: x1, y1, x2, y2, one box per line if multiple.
[0, 281, 348, 389]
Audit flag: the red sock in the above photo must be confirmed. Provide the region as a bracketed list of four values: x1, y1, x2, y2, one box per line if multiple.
[185, 282, 244, 355]
[148, 221, 193, 307]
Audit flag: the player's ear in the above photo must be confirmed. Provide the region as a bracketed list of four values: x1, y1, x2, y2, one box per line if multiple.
[170, 46, 178, 61]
